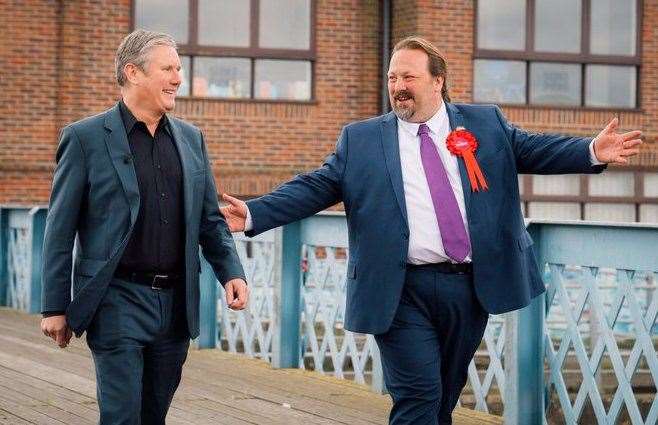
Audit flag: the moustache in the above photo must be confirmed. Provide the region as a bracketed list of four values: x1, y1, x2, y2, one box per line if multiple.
[393, 90, 414, 101]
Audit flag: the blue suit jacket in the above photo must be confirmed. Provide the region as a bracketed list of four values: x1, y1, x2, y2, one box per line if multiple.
[246, 103, 605, 334]
[41, 103, 245, 337]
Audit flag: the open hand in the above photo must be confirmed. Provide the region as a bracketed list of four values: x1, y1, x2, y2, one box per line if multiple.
[41, 315, 72, 348]
[593, 117, 643, 165]
[220, 194, 247, 232]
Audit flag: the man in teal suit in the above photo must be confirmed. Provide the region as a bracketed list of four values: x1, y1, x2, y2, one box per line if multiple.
[40, 30, 248, 424]
[220, 37, 642, 424]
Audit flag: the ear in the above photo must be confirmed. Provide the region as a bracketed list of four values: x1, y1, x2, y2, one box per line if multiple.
[123, 63, 142, 86]
[434, 75, 444, 94]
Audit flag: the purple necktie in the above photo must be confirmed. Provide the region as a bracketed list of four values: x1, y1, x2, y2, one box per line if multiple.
[418, 124, 470, 262]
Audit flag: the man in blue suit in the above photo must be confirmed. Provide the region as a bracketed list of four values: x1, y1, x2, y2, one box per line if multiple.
[40, 30, 248, 424]
[220, 36, 642, 424]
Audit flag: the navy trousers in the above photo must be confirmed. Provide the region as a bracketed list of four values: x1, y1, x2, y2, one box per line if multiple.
[375, 265, 488, 425]
[86, 278, 190, 425]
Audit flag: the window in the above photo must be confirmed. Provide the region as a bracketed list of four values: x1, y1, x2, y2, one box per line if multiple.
[134, 0, 314, 101]
[474, 0, 640, 108]
[521, 172, 658, 223]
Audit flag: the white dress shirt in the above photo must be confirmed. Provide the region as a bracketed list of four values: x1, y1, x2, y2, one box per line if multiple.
[397, 103, 471, 264]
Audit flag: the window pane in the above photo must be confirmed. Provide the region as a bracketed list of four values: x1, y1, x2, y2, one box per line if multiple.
[530, 62, 581, 106]
[589, 172, 635, 197]
[585, 203, 635, 222]
[477, 0, 525, 50]
[255, 60, 311, 100]
[259, 0, 310, 50]
[639, 205, 658, 223]
[533, 175, 580, 196]
[473, 60, 526, 104]
[644, 173, 658, 197]
[535, 0, 580, 53]
[528, 202, 581, 220]
[178, 56, 191, 97]
[135, 0, 188, 44]
[198, 0, 250, 47]
[591, 0, 637, 55]
[585, 65, 636, 108]
[193, 57, 251, 99]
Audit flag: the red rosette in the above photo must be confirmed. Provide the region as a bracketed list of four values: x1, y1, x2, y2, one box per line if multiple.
[446, 127, 488, 192]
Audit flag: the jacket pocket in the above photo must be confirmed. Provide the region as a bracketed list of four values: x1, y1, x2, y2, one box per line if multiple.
[74, 257, 106, 277]
[517, 231, 534, 251]
[347, 262, 356, 279]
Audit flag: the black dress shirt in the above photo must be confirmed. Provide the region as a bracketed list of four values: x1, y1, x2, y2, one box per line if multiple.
[117, 100, 185, 274]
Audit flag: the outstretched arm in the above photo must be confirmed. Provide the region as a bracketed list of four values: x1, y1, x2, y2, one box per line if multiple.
[224, 127, 349, 236]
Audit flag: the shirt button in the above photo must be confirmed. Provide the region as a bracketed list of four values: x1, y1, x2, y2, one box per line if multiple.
[161, 193, 166, 198]
[163, 219, 169, 225]
[157, 164, 162, 170]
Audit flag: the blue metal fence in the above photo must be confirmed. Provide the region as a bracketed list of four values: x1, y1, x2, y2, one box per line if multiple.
[2, 206, 657, 424]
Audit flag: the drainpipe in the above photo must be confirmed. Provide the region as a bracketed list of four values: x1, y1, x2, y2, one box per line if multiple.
[381, 0, 391, 114]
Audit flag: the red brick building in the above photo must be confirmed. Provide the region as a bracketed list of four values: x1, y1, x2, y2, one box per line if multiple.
[1, 0, 656, 222]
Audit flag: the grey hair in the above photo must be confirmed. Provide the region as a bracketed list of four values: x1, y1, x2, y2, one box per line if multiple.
[115, 29, 177, 86]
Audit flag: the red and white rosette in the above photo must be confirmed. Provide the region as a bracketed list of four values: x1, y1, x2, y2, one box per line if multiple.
[446, 127, 488, 192]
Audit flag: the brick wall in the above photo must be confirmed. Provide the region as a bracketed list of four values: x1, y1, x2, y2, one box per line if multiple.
[0, 0, 655, 206]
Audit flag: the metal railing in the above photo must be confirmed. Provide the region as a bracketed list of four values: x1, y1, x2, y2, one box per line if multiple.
[2, 206, 657, 424]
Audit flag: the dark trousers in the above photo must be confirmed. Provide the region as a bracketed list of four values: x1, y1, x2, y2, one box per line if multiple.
[375, 266, 488, 425]
[86, 278, 190, 425]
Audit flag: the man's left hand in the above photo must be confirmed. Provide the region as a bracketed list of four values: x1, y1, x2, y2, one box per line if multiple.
[593, 117, 643, 165]
[224, 278, 249, 310]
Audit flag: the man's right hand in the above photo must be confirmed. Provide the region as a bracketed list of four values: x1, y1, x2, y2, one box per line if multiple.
[220, 193, 247, 232]
[41, 315, 72, 348]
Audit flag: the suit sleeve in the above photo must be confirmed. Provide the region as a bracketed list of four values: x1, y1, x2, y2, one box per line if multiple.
[41, 126, 87, 313]
[494, 106, 607, 175]
[198, 132, 246, 286]
[245, 126, 348, 237]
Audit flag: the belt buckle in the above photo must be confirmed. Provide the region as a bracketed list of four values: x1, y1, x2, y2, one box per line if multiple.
[151, 274, 168, 290]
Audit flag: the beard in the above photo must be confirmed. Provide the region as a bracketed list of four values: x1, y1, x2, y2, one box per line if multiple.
[390, 89, 416, 121]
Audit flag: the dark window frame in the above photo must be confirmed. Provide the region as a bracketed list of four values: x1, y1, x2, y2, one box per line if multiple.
[473, 0, 643, 110]
[519, 168, 658, 222]
[131, 0, 317, 102]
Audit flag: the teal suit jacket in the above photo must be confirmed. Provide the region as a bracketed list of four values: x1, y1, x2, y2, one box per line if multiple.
[41, 103, 245, 337]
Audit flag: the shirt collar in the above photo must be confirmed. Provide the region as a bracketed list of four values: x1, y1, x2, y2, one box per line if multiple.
[397, 101, 448, 138]
[118, 99, 171, 136]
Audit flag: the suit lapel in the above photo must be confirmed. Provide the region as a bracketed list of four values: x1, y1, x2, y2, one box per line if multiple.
[103, 104, 140, 225]
[168, 118, 194, 225]
[445, 102, 472, 212]
[380, 112, 408, 225]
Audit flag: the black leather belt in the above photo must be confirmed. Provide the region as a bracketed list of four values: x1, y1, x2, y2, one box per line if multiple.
[407, 262, 472, 274]
[114, 269, 182, 289]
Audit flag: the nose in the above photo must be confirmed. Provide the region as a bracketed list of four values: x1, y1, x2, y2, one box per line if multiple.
[391, 78, 406, 94]
[172, 68, 182, 86]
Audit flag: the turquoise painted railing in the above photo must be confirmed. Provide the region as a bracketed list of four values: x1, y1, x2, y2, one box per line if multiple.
[0, 207, 47, 313]
[2, 206, 657, 424]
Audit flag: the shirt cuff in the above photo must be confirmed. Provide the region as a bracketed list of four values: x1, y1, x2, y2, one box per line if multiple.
[589, 139, 604, 165]
[245, 207, 254, 232]
[42, 311, 65, 318]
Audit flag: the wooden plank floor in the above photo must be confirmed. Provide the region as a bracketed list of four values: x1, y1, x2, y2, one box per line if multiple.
[0, 308, 502, 424]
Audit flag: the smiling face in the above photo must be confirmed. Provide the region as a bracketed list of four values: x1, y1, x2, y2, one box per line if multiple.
[126, 45, 182, 116]
[387, 48, 444, 123]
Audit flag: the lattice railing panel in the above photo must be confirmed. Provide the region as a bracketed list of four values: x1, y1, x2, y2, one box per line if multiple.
[6, 211, 32, 311]
[461, 313, 508, 414]
[544, 264, 657, 425]
[217, 237, 276, 361]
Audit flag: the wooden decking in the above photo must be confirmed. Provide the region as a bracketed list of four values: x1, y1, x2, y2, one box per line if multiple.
[0, 308, 502, 424]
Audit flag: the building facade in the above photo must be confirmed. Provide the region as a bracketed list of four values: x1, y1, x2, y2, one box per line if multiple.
[1, 0, 657, 222]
